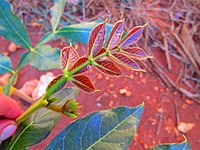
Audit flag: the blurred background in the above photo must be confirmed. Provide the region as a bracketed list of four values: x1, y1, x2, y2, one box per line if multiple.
[0, 0, 199, 149]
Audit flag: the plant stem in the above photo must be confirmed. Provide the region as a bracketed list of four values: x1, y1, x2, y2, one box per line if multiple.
[15, 98, 44, 124]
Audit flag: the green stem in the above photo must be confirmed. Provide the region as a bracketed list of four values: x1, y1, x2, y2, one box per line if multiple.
[15, 98, 44, 124]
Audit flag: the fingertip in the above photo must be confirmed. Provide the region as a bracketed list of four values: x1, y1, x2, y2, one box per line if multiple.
[0, 93, 23, 119]
[0, 119, 17, 142]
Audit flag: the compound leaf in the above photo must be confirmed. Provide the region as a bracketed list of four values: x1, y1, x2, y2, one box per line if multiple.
[112, 52, 144, 71]
[29, 45, 60, 70]
[1, 87, 78, 150]
[0, 0, 31, 49]
[88, 19, 107, 57]
[150, 136, 190, 150]
[106, 19, 124, 50]
[72, 74, 96, 93]
[60, 46, 79, 71]
[95, 60, 122, 76]
[50, 0, 66, 32]
[0, 54, 14, 75]
[45, 103, 144, 150]
[119, 24, 147, 48]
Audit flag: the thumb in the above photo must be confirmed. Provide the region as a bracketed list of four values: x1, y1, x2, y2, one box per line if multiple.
[0, 119, 17, 142]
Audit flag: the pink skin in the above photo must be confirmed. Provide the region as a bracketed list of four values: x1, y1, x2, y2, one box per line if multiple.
[0, 94, 23, 141]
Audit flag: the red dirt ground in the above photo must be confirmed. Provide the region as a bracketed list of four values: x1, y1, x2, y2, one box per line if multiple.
[0, 27, 200, 150]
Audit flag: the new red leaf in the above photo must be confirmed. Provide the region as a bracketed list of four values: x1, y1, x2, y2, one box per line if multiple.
[112, 52, 144, 71]
[69, 57, 91, 74]
[93, 47, 106, 58]
[88, 19, 107, 57]
[106, 19, 124, 50]
[96, 60, 122, 76]
[119, 24, 147, 48]
[72, 74, 96, 93]
[120, 47, 149, 60]
[60, 46, 79, 70]
[46, 75, 67, 93]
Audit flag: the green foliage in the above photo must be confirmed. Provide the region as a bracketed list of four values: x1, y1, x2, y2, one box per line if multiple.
[50, 0, 67, 32]
[2, 74, 16, 96]
[0, 54, 14, 75]
[16, 52, 30, 72]
[1, 87, 78, 150]
[56, 20, 113, 44]
[0, 0, 31, 49]
[29, 45, 60, 70]
[151, 137, 190, 150]
[45, 103, 144, 150]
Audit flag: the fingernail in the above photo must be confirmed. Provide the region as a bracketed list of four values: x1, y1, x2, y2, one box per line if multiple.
[0, 124, 17, 142]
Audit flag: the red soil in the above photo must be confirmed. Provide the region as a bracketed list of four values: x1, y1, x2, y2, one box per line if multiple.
[0, 27, 199, 150]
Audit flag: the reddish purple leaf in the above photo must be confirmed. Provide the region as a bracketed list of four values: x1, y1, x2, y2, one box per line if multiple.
[119, 24, 147, 48]
[106, 19, 124, 50]
[46, 75, 67, 92]
[88, 19, 107, 57]
[112, 52, 144, 71]
[69, 57, 91, 74]
[72, 74, 96, 93]
[96, 60, 122, 76]
[60, 46, 79, 70]
[120, 47, 149, 60]
[93, 47, 106, 58]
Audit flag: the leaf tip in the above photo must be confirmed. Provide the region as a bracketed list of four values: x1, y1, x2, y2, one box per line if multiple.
[104, 17, 109, 22]
[95, 89, 101, 92]
[148, 55, 154, 59]
[143, 23, 148, 27]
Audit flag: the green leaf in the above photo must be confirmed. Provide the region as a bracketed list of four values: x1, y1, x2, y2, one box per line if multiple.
[56, 20, 113, 44]
[45, 102, 144, 150]
[150, 136, 190, 150]
[0, 54, 14, 75]
[29, 45, 60, 70]
[3, 74, 16, 96]
[36, 32, 55, 47]
[0, 0, 31, 49]
[16, 52, 30, 72]
[1, 87, 78, 150]
[50, 0, 66, 32]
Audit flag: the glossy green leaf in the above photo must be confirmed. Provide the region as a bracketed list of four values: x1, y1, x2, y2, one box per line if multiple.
[0, 54, 14, 75]
[1, 87, 78, 150]
[150, 137, 190, 150]
[45, 103, 144, 150]
[29, 45, 60, 70]
[36, 32, 55, 47]
[0, 0, 31, 49]
[16, 52, 30, 72]
[2, 74, 16, 96]
[56, 20, 113, 44]
[50, 0, 66, 32]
